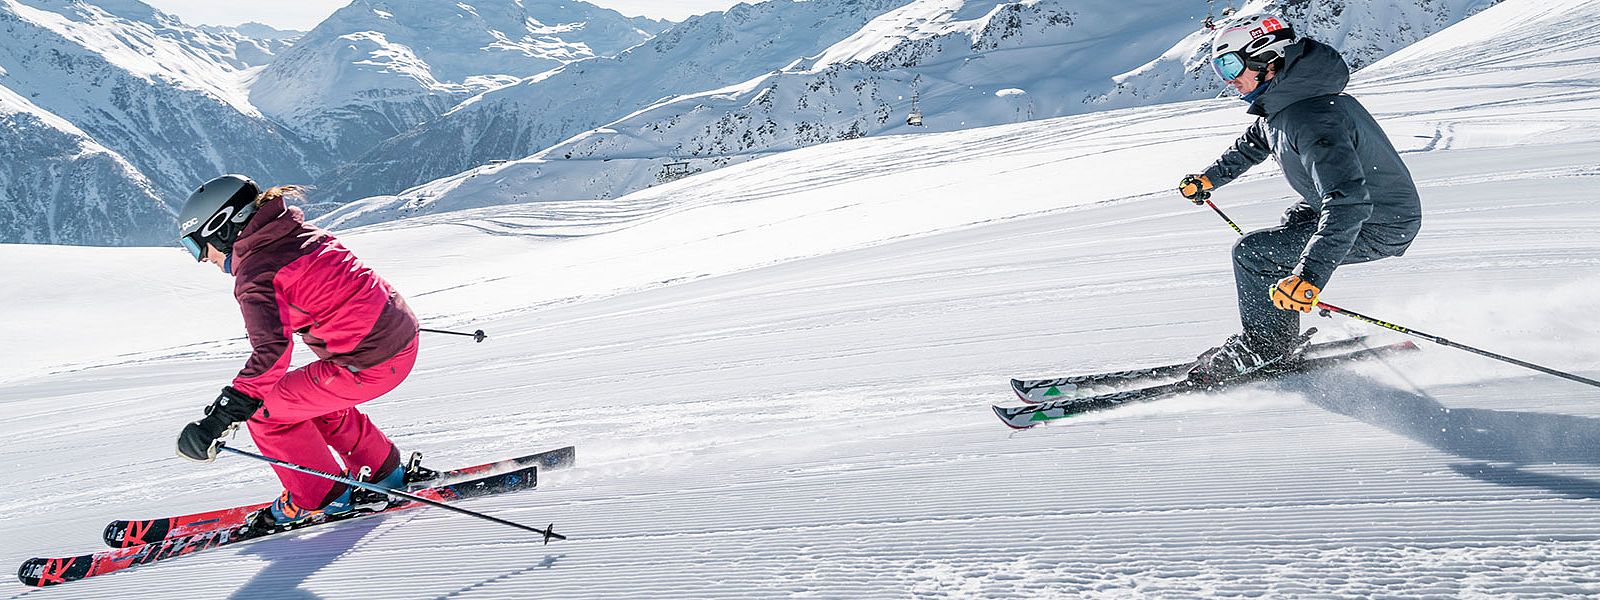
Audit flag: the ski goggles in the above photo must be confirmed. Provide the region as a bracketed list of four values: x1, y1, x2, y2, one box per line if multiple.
[1212, 52, 1247, 81]
[179, 233, 205, 262]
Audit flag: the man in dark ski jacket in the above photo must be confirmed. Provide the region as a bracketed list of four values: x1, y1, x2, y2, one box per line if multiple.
[1178, 14, 1423, 382]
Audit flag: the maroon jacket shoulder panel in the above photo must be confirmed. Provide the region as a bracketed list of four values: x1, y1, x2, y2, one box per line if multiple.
[229, 197, 419, 398]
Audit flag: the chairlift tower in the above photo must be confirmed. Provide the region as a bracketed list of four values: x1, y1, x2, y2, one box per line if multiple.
[906, 74, 924, 127]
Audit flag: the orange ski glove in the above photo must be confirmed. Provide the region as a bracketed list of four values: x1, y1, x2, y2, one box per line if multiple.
[1270, 275, 1321, 313]
[1178, 174, 1213, 204]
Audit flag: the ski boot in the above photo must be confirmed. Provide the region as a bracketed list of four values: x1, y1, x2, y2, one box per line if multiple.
[245, 463, 407, 533]
[402, 450, 441, 490]
[1187, 328, 1317, 386]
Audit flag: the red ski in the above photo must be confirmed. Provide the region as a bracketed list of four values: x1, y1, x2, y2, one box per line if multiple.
[19, 464, 548, 587]
[102, 445, 574, 548]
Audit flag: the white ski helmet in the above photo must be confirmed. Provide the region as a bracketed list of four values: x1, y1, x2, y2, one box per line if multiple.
[1209, 14, 1297, 81]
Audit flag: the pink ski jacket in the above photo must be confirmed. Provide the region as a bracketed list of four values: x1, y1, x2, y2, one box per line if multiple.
[228, 195, 419, 400]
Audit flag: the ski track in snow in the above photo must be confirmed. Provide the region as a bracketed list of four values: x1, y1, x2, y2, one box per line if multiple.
[5, 1, 1600, 597]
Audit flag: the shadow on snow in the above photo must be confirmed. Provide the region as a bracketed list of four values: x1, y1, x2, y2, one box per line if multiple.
[1277, 367, 1600, 498]
[229, 517, 385, 600]
[224, 514, 565, 599]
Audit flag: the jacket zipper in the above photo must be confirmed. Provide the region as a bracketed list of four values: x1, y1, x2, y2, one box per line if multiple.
[287, 303, 320, 328]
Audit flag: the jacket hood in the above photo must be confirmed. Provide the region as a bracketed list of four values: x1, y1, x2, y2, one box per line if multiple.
[232, 196, 308, 261]
[1248, 38, 1351, 118]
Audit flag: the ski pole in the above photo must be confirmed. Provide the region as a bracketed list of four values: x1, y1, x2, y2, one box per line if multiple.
[1312, 302, 1600, 388]
[216, 444, 563, 543]
[421, 327, 488, 343]
[1200, 196, 1600, 390]
[1197, 192, 1245, 235]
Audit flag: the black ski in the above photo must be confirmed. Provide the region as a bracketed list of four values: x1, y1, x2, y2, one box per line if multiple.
[994, 341, 1417, 428]
[1010, 335, 1372, 403]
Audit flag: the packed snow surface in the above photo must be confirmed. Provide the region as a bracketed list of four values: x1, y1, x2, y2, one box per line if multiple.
[2, 0, 1600, 596]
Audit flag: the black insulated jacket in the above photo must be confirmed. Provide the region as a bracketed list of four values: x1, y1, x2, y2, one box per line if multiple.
[1203, 38, 1423, 288]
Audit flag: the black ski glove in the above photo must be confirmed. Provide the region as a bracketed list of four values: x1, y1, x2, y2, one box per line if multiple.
[1281, 202, 1319, 226]
[177, 387, 263, 463]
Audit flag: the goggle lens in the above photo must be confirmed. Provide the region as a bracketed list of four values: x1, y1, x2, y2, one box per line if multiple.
[179, 234, 204, 262]
[1213, 52, 1246, 81]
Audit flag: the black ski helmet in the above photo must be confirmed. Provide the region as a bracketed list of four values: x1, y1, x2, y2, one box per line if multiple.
[177, 174, 261, 261]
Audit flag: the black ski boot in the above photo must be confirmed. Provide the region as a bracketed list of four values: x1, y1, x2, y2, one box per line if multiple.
[402, 451, 440, 489]
[1187, 328, 1317, 386]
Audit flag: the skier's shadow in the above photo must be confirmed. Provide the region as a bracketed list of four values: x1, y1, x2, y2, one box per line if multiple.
[1272, 368, 1600, 498]
[1447, 462, 1600, 499]
[429, 554, 566, 600]
[224, 516, 564, 599]
[228, 517, 384, 600]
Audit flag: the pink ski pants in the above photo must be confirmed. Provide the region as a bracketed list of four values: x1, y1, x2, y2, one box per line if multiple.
[246, 336, 418, 508]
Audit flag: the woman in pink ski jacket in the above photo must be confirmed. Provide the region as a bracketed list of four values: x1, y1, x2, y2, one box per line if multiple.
[175, 175, 420, 527]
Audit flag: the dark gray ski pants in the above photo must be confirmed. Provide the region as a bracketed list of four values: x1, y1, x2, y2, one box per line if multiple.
[1233, 219, 1395, 354]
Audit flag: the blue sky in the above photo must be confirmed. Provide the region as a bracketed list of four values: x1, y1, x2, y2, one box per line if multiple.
[142, 0, 746, 30]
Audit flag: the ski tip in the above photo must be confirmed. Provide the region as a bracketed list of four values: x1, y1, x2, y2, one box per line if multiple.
[991, 405, 1036, 430]
[1009, 381, 1030, 403]
[103, 520, 128, 548]
[102, 516, 180, 548]
[17, 555, 87, 588]
[16, 557, 40, 587]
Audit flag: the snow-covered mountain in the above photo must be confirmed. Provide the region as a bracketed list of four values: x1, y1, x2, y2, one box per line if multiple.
[1085, 0, 1502, 111]
[251, 0, 666, 162]
[315, 0, 907, 205]
[24, 0, 289, 70]
[323, 0, 1204, 224]
[4, 0, 1600, 596]
[0, 83, 169, 245]
[200, 21, 301, 42]
[0, 0, 666, 244]
[327, 0, 1511, 226]
[197, 22, 301, 68]
[0, 0, 1520, 244]
[0, 0, 319, 245]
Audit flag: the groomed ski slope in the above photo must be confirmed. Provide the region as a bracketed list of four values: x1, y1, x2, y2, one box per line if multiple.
[3, 0, 1600, 596]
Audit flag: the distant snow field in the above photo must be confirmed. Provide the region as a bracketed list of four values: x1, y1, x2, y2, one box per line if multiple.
[3, 0, 1600, 597]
